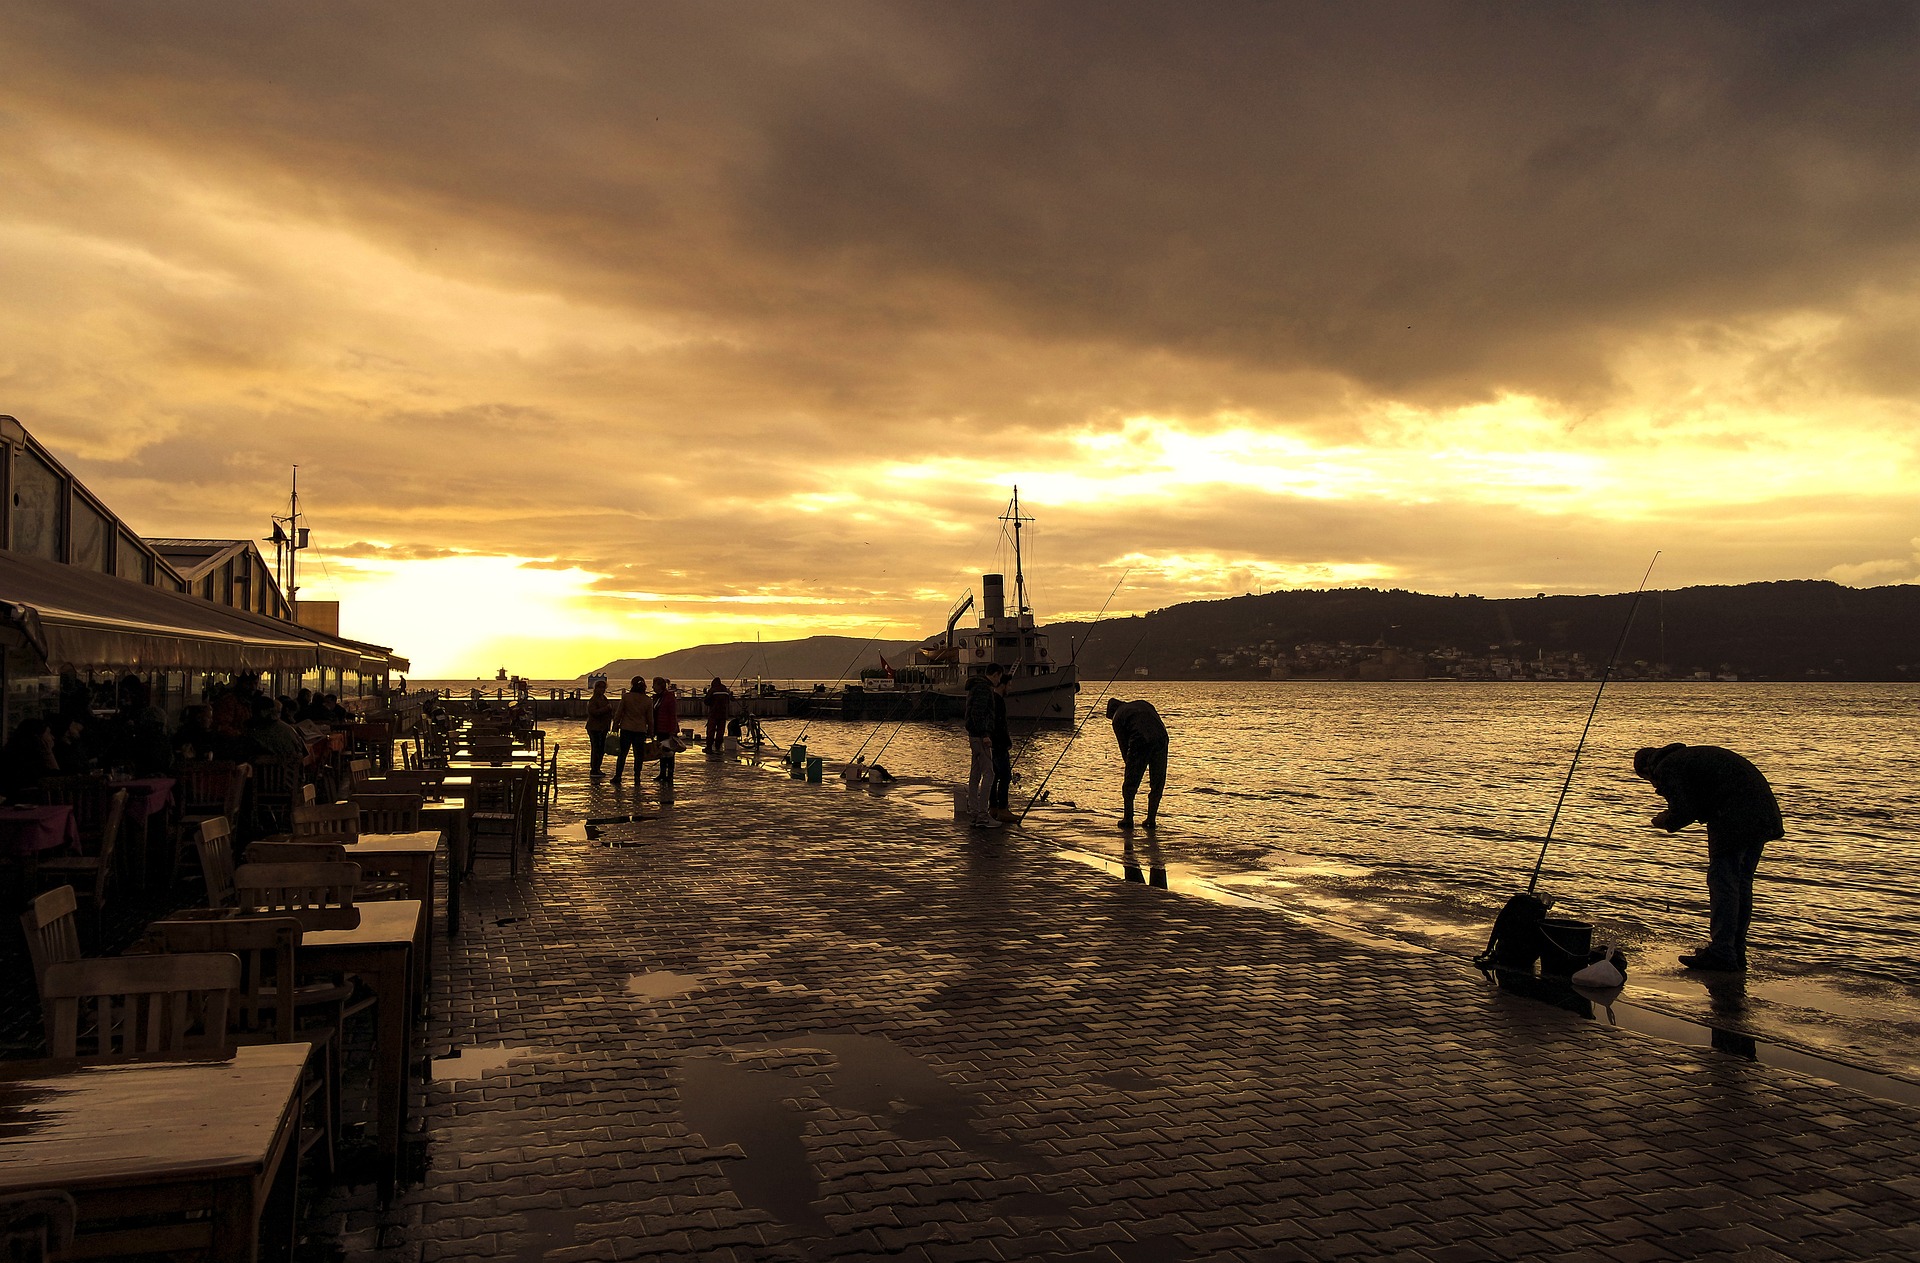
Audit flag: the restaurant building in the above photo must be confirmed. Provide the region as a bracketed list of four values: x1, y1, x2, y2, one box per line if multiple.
[0, 415, 408, 733]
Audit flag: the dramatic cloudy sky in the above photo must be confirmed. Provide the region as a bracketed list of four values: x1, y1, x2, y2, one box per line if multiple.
[2, 1, 1916, 676]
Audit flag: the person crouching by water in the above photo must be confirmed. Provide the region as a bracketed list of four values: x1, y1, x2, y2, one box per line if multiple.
[585, 677, 614, 779]
[609, 676, 653, 785]
[652, 677, 679, 788]
[703, 678, 732, 755]
[1107, 697, 1168, 831]
[1634, 742, 1783, 972]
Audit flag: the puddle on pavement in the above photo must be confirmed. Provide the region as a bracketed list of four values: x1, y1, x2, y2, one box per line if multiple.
[431, 1043, 539, 1082]
[677, 1032, 1054, 1233]
[628, 970, 707, 999]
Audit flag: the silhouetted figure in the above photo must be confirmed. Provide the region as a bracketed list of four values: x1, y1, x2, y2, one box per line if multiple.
[652, 677, 679, 787]
[703, 678, 732, 754]
[1634, 743, 1783, 972]
[986, 665, 1014, 822]
[1107, 698, 1168, 830]
[2, 718, 60, 798]
[586, 678, 614, 778]
[963, 671, 998, 827]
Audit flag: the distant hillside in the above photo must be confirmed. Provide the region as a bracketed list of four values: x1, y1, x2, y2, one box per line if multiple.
[588, 635, 922, 683]
[1053, 580, 1920, 682]
[586, 581, 1920, 685]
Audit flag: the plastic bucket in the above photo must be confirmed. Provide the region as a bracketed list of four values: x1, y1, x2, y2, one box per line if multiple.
[1538, 918, 1594, 976]
[806, 756, 824, 784]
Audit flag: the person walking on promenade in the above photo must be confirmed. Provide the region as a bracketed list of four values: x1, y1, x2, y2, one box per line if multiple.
[703, 678, 732, 755]
[986, 665, 1016, 823]
[609, 676, 654, 785]
[1107, 697, 1169, 831]
[963, 670, 998, 827]
[652, 677, 680, 788]
[585, 677, 614, 779]
[1634, 742, 1784, 972]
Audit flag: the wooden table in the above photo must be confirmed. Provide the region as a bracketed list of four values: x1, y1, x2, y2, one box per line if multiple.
[419, 798, 468, 937]
[300, 901, 420, 1202]
[342, 833, 438, 998]
[0, 1043, 308, 1261]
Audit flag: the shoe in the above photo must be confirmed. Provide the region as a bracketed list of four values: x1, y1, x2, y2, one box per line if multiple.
[970, 814, 1003, 829]
[991, 807, 1017, 822]
[1118, 817, 1135, 831]
[1678, 951, 1742, 971]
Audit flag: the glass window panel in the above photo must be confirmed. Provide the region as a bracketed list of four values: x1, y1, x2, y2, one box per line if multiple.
[10, 449, 65, 562]
[71, 499, 108, 572]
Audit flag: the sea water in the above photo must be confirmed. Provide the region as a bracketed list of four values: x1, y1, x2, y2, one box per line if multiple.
[504, 680, 1920, 1075]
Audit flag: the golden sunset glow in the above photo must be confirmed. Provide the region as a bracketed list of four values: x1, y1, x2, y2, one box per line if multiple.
[2, 4, 1915, 676]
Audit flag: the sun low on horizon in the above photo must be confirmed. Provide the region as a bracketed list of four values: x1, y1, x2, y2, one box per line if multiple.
[2, 3, 1916, 679]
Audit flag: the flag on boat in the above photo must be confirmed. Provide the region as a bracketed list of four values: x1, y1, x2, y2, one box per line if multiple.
[879, 654, 895, 680]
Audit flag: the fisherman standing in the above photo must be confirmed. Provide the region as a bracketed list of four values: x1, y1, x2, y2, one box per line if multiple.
[703, 678, 732, 755]
[1107, 698, 1168, 831]
[608, 676, 653, 785]
[1634, 743, 1783, 972]
[987, 664, 1015, 823]
[963, 669, 998, 827]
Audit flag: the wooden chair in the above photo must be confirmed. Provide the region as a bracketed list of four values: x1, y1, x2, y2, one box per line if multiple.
[292, 801, 359, 842]
[191, 816, 239, 908]
[466, 775, 528, 876]
[250, 755, 305, 835]
[353, 793, 422, 835]
[298, 782, 319, 806]
[41, 953, 241, 1059]
[539, 743, 561, 832]
[245, 839, 345, 864]
[234, 861, 361, 931]
[18, 885, 82, 999]
[35, 776, 113, 838]
[172, 761, 248, 885]
[141, 916, 337, 1174]
[0, 1191, 75, 1262]
[342, 757, 373, 800]
[36, 791, 126, 939]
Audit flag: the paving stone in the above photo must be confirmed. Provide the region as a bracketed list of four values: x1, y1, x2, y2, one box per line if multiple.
[271, 742, 1920, 1261]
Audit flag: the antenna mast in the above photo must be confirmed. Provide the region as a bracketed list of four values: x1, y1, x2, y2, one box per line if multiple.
[266, 465, 310, 619]
[1001, 487, 1034, 618]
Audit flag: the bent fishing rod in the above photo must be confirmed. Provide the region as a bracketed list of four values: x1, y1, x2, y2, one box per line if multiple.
[789, 625, 894, 746]
[1525, 550, 1661, 894]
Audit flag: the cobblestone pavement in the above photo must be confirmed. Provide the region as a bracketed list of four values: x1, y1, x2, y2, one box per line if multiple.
[300, 748, 1920, 1262]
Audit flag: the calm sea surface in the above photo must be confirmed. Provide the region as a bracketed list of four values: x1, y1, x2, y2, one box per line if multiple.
[470, 680, 1920, 1074]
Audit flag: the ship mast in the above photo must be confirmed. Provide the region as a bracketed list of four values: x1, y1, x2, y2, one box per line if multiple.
[1001, 487, 1034, 619]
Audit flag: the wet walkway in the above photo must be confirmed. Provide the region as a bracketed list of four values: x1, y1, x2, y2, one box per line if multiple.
[303, 746, 1920, 1261]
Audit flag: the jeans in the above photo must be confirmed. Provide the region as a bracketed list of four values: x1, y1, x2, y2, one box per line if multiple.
[1121, 738, 1168, 823]
[611, 729, 646, 780]
[967, 735, 993, 813]
[588, 729, 609, 775]
[990, 741, 1012, 810]
[1706, 839, 1765, 964]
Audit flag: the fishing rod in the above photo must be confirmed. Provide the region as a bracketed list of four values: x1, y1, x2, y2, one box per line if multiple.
[1525, 551, 1661, 893]
[1016, 619, 1152, 823]
[1002, 566, 1134, 770]
[792, 625, 894, 745]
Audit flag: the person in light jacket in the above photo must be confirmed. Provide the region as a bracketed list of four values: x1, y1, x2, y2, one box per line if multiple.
[609, 677, 654, 785]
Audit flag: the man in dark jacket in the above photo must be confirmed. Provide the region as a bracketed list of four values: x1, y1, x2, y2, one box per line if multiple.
[1108, 698, 1169, 831]
[1634, 743, 1784, 972]
[963, 671, 998, 826]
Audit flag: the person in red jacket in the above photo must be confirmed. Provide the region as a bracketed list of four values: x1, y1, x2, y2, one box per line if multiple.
[652, 677, 680, 787]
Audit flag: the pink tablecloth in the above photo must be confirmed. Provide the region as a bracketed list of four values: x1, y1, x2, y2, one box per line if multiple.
[0, 805, 79, 857]
[109, 777, 177, 829]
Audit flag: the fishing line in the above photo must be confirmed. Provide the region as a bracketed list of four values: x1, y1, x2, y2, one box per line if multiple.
[1525, 551, 1661, 894]
[1016, 617, 1152, 823]
[793, 625, 894, 745]
[1001, 565, 1135, 772]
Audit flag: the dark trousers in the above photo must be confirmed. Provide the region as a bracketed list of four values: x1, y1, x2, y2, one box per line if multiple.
[611, 729, 646, 780]
[588, 729, 609, 775]
[1122, 739, 1168, 822]
[1707, 839, 1765, 964]
[990, 742, 1012, 809]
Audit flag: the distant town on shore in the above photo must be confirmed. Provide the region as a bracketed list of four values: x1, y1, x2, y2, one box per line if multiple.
[589, 579, 1920, 685]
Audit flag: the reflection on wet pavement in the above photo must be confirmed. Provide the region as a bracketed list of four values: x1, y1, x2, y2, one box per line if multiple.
[430, 1043, 539, 1082]
[676, 1053, 829, 1233]
[627, 970, 707, 999]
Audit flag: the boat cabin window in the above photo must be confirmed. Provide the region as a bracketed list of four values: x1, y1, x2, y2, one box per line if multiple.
[996, 636, 1019, 647]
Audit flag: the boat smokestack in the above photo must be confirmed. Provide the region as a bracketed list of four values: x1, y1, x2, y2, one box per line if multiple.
[983, 573, 1005, 620]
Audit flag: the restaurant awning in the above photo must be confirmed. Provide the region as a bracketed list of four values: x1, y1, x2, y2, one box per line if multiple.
[0, 550, 375, 674]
